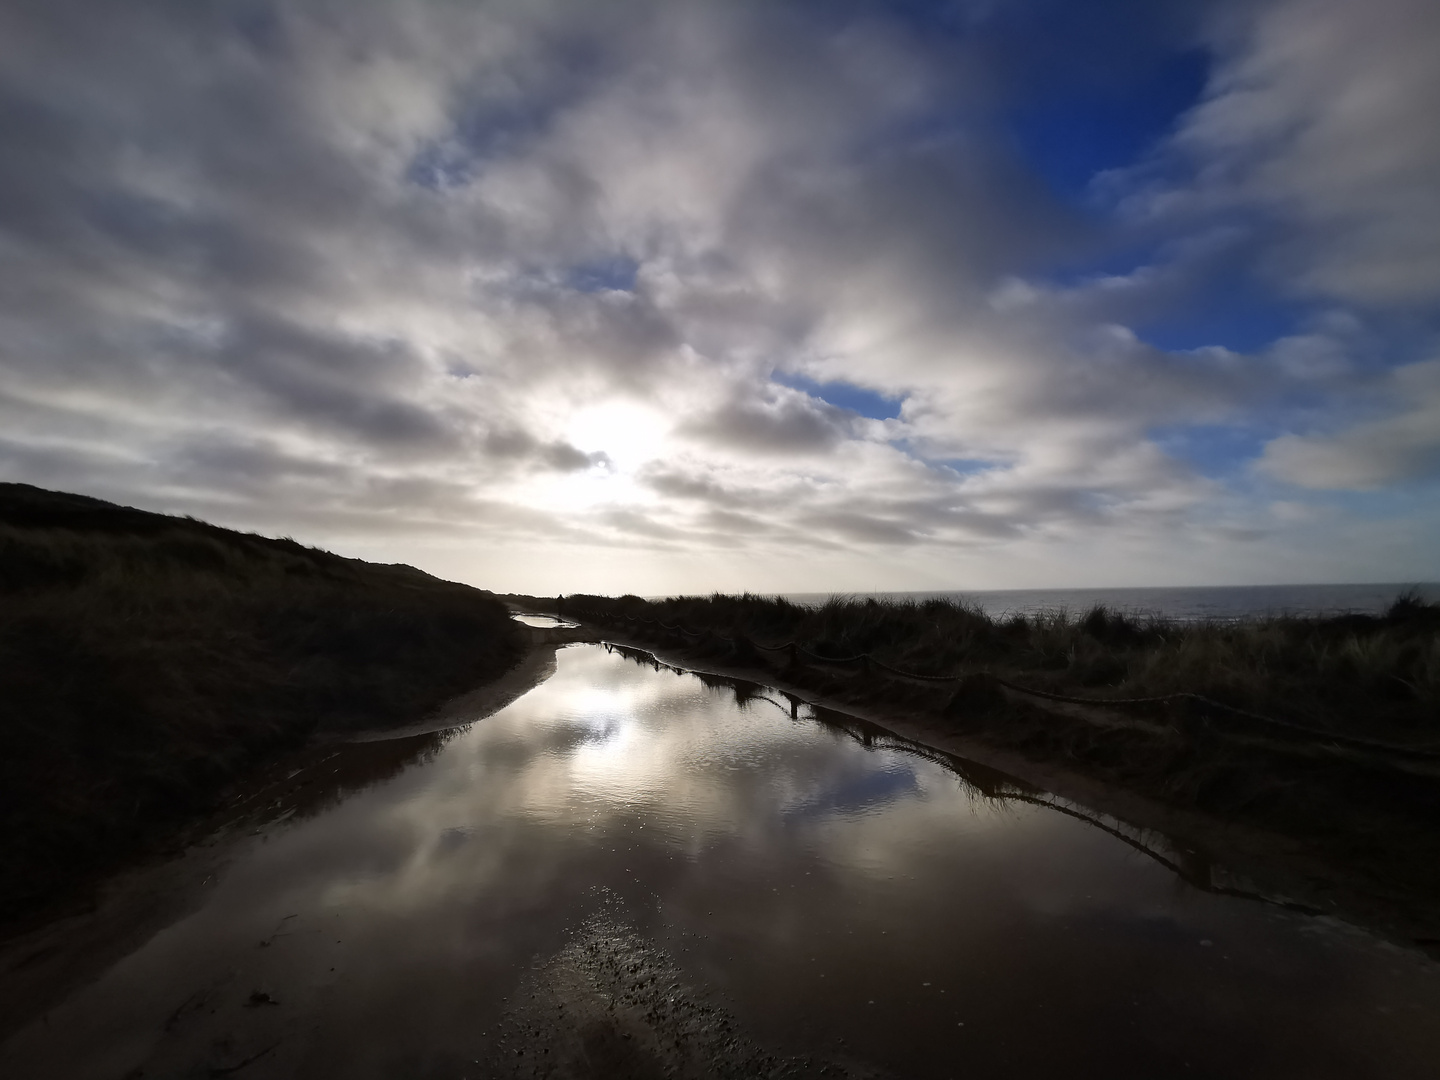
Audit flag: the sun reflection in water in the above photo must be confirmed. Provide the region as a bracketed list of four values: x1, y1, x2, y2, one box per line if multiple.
[7, 642, 1440, 1080]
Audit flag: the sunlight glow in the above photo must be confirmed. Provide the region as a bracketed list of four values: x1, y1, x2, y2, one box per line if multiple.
[509, 401, 673, 514]
[566, 402, 670, 471]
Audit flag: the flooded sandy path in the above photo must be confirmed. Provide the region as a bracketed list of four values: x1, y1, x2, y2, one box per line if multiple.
[2, 642, 1438, 1078]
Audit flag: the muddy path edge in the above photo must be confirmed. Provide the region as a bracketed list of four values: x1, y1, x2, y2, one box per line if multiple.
[0, 635, 564, 1044]
[539, 612, 1440, 959]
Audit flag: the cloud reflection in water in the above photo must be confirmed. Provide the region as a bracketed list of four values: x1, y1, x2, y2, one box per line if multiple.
[4, 643, 1440, 1080]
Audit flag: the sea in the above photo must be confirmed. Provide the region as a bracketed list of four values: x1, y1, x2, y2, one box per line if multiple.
[780, 582, 1440, 622]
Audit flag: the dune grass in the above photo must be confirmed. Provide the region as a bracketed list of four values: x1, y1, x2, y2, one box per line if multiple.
[549, 590, 1440, 744]
[534, 590, 1440, 923]
[0, 483, 523, 923]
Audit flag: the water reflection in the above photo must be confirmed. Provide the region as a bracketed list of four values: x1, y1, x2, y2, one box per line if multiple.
[227, 728, 458, 832]
[3, 644, 1439, 1079]
[512, 612, 580, 629]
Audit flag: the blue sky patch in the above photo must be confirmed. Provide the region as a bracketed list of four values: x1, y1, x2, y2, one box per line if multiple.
[976, 0, 1212, 201]
[406, 140, 475, 191]
[928, 456, 994, 477]
[1152, 423, 1274, 479]
[784, 763, 919, 822]
[1008, 48, 1208, 202]
[776, 374, 903, 420]
[565, 255, 639, 293]
[1138, 302, 1301, 357]
[889, 437, 998, 476]
[1134, 262, 1309, 354]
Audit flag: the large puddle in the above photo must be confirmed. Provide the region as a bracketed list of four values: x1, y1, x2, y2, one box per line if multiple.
[3, 641, 1438, 1078]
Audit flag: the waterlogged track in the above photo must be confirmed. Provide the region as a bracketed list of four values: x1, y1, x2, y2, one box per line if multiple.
[3, 643, 1439, 1078]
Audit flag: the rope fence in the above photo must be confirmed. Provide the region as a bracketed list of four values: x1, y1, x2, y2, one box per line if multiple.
[555, 601, 1440, 764]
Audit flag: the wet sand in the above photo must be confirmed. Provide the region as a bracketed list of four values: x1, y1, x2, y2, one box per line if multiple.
[0, 638, 566, 1044]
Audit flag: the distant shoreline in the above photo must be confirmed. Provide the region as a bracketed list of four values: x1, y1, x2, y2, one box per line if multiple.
[691, 582, 1440, 621]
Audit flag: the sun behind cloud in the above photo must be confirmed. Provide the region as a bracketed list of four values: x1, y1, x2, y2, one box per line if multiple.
[0, 0, 1436, 593]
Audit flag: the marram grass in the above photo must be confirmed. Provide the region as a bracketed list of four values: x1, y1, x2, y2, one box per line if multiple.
[0, 483, 522, 924]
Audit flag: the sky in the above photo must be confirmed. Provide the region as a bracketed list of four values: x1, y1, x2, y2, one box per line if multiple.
[1, 0, 1438, 595]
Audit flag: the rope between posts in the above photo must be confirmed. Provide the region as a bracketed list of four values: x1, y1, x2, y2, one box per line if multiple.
[868, 655, 964, 683]
[559, 606, 1440, 761]
[796, 645, 868, 665]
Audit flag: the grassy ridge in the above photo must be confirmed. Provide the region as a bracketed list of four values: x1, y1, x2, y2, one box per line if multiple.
[551, 591, 1440, 743]
[0, 483, 523, 923]
[535, 590, 1440, 928]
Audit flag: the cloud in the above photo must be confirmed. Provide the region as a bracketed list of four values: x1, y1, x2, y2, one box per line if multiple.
[1258, 360, 1440, 489]
[483, 428, 610, 473]
[680, 388, 857, 455]
[1141, 0, 1440, 307]
[0, 0, 1435, 590]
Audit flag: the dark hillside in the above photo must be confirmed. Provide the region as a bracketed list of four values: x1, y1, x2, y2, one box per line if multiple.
[0, 483, 522, 923]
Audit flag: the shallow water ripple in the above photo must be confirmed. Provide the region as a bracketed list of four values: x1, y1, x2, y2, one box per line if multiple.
[3, 644, 1438, 1078]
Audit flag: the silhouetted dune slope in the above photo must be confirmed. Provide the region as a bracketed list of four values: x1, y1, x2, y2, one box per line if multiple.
[0, 483, 522, 923]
